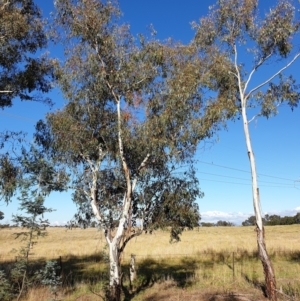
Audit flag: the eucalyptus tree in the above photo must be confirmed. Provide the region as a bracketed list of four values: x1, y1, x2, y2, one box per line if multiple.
[191, 0, 300, 299]
[36, 0, 218, 299]
[0, 0, 55, 202]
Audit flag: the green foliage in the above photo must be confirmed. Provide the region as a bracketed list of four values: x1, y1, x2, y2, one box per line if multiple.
[0, 0, 55, 107]
[0, 270, 13, 301]
[138, 167, 201, 242]
[11, 192, 53, 300]
[0, 0, 54, 203]
[191, 0, 300, 120]
[0, 155, 19, 203]
[36, 0, 209, 244]
[35, 260, 62, 300]
[8, 144, 67, 300]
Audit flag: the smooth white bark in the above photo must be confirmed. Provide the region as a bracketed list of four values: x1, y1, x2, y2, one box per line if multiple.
[241, 105, 263, 230]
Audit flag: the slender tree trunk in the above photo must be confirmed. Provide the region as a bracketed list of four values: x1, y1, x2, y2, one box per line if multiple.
[241, 105, 277, 301]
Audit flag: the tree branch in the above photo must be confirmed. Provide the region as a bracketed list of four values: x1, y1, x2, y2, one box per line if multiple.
[119, 228, 142, 254]
[0, 1, 10, 11]
[243, 52, 273, 95]
[245, 52, 300, 101]
[132, 153, 150, 192]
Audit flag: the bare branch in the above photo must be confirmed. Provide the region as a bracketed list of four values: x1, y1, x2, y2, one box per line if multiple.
[243, 52, 273, 95]
[247, 113, 260, 124]
[132, 153, 150, 192]
[245, 52, 300, 101]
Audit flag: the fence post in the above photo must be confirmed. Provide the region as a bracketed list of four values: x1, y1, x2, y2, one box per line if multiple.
[59, 256, 63, 275]
[232, 252, 235, 280]
[129, 254, 137, 291]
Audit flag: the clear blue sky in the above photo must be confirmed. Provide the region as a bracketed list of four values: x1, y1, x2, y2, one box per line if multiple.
[1, 0, 299, 225]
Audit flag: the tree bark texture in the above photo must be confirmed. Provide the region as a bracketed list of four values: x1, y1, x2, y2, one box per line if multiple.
[257, 226, 277, 301]
[108, 243, 121, 301]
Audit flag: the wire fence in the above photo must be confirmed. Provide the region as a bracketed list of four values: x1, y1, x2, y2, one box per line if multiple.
[1, 250, 300, 300]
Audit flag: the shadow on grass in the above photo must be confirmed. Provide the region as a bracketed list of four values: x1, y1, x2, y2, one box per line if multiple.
[0, 253, 199, 300]
[121, 257, 199, 301]
[2, 249, 298, 300]
[283, 250, 300, 262]
[0, 252, 109, 297]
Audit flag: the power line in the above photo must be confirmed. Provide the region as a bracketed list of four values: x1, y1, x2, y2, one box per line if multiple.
[197, 160, 296, 182]
[197, 171, 296, 186]
[199, 178, 295, 188]
[0, 111, 36, 123]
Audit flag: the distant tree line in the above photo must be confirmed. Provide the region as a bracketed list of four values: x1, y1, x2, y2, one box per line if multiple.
[242, 213, 300, 226]
[201, 220, 235, 227]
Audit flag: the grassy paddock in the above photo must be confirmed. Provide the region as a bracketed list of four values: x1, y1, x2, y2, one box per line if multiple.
[0, 225, 300, 300]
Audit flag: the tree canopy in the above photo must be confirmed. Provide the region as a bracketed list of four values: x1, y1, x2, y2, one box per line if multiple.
[34, 0, 225, 298]
[0, 0, 55, 108]
[0, 0, 56, 203]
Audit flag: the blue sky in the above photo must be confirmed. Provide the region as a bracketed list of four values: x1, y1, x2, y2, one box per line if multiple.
[1, 0, 299, 225]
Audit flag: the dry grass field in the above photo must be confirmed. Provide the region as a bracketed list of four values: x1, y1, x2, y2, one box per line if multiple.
[1, 225, 300, 300]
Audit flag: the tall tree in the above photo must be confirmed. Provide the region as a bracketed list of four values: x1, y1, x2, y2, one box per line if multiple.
[37, 0, 217, 299]
[191, 0, 300, 299]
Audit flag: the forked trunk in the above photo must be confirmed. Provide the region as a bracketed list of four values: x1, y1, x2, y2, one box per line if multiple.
[241, 105, 277, 301]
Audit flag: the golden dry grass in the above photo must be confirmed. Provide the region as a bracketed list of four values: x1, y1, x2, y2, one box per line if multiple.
[2, 225, 300, 260]
[1, 225, 300, 301]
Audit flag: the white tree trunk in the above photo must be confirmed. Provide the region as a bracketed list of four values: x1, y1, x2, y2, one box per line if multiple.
[107, 240, 121, 301]
[241, 105, 277, 301]
[241, 106, 263, 229]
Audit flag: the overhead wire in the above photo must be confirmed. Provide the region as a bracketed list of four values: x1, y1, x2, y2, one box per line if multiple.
[197, 171, 296, 186]
[0, 111, 36, 123]
[199, 178, 296, 188]
[197, 160, 297, 182]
